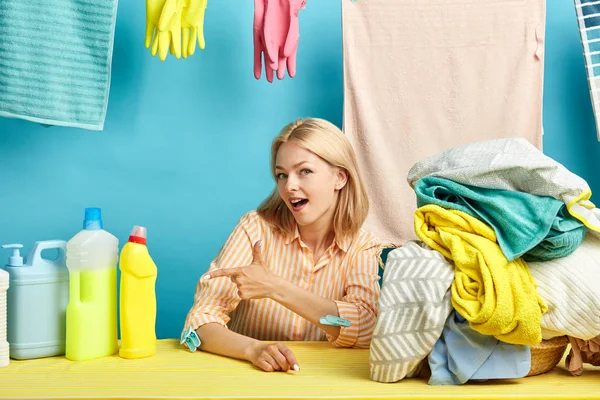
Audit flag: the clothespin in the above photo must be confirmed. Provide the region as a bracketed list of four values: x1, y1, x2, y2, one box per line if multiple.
[180, 327, 201, 352]
[319, 315, 351, 327]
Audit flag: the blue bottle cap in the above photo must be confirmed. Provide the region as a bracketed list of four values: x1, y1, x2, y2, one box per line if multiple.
[83, 208, 103, 230]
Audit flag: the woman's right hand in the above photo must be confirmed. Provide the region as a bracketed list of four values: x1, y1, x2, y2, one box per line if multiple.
[247, 342, 300, 372]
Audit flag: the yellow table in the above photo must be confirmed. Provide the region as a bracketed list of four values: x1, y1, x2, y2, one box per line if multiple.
[0, 340, 598, 399]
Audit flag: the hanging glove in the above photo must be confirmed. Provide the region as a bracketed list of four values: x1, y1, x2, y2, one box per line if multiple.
[263, 0, 306, 79]
[145, 0, 169, 50]
[181, 0, 208, 58]
[254, 0, 275, 82]
[149, 0, 184, 61]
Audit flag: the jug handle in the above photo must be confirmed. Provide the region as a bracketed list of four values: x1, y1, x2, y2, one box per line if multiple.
[28, 240, 67, 267]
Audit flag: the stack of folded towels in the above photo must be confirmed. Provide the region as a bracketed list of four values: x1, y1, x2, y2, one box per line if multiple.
[369, 138, 600, 384]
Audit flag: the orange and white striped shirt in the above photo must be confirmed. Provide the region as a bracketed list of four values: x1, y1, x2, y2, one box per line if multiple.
[183, 210, 380, 348]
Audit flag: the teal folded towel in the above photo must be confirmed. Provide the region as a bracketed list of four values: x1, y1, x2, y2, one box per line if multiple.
[415, 176, 587, 261]
[0, 0, 118, 131]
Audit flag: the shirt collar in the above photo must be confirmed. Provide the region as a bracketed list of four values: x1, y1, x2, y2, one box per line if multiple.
[283, 224, 351, 253]
[283, 224, 301, 246]
[334, 234, 351, 253]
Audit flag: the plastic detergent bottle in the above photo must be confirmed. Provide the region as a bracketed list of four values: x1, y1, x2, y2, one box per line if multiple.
[0, 267, 8, 367]
[65, 208, 119, 361]
[1, 242, 69, 360]
[119, 226, 158, 359]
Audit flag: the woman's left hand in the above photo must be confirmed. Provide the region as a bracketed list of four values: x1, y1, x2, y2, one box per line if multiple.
[205, 241, 279, 300]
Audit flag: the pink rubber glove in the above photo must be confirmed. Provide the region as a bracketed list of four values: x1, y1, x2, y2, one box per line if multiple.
[254, 0, 275, 82]
[263, 0, 306, 80]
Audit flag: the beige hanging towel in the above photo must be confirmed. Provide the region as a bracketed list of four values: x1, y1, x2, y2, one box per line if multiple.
[341, 0, 546, 245]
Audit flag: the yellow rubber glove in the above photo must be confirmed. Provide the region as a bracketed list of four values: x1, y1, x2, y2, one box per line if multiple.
[181, 0, 208, 58]
[145, 0, 169, 49]
[149, 0, 184, 61]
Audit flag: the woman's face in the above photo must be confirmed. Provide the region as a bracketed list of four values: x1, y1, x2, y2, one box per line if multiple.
[275, 142, 346, 230]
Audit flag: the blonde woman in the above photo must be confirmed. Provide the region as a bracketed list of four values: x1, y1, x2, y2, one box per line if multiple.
[182, 118, 380, 372]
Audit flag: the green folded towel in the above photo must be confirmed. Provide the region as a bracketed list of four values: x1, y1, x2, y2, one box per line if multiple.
[0, 0, 118, 130]
[415, 176, 586, 261]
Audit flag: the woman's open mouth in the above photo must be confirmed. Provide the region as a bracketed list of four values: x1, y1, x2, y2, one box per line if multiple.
[291, 198, 308, 212]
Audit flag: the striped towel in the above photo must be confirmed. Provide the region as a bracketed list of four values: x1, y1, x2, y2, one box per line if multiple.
[529, 232, 600, 341]
[575, 0, 600, 140]
[370, 241, 454, 383]
[0, 0, 118, 131]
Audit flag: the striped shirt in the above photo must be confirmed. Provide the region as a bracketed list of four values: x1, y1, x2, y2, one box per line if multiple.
[183, 211, 381, 348]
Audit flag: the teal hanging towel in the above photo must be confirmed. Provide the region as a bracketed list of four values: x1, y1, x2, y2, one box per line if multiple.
[0, 0, 118, 131]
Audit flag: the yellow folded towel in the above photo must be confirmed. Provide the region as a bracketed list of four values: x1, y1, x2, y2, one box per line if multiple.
[414, 205, 547, 345]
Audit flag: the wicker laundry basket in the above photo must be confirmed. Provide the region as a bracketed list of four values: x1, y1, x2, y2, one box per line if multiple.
[527, 336, 569, 377]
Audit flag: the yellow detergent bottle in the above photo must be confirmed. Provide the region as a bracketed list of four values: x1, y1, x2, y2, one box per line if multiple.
[65, 208, 119, 361]
[119, 226, 157, 359]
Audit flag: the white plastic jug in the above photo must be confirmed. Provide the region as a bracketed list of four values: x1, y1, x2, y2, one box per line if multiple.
[1, 241, 69, 360]
[0, 268, 8, 367]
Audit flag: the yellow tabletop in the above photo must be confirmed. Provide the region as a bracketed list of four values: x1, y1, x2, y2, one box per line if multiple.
[0, 339, 598, 400]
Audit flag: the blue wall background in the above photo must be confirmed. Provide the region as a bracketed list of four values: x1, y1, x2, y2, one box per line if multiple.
[0, 1, 598, 339]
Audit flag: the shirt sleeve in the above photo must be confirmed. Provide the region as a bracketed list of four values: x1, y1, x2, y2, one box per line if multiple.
[182, 212, 261, 337]
[327, 238, 381, 349]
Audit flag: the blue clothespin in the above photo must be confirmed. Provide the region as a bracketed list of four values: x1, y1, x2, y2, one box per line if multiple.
[180, 327, 201, 352]
[319, 315, 351, 327]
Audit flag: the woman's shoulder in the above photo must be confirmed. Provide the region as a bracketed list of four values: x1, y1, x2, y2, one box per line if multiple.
[236, 210, 280, 236]
[347, 228, 380, 251]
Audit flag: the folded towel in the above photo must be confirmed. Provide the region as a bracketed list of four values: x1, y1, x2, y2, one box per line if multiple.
[0, 0, 118, 130]
[428, 311, 530, 385]
[524, 207, 587, 262]
[528, 232, 600, 340]
[407, 138, 600, 232]
[414, 204, 547, 345]
[341, 0, 545, 246]
[415, 176, 587, 262]
[573, 0, 600, 141]
[370, 241, 454, 383]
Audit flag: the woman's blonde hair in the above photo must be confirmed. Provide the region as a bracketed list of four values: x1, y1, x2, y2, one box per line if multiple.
[257, 118, 369, 239]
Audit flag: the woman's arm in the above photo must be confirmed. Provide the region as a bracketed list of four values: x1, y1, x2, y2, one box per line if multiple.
[196, 322, 259, 361]
[270, 280, 342, 338]
[183, 212, 300, 372]
[208, 239, 381, 348]
[196, 323, 300, 372]
[274, 239, 381, 348]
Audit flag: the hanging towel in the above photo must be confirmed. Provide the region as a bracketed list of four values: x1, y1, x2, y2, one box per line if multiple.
[415, 176, 587, 262]
[369, 241, 454, 383]
[528, 232, 600, 341]
[341, 0, 546, 246]
[574, 0, 600, 141]
[408, 138, 600, 233]
[428, 311, 531, 385]
[0, 0, 118, 131]
[414, 205, 547, 345]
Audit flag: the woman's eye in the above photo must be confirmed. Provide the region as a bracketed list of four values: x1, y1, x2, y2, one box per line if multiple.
[300, 169, 312, 175]
[276, 173, 287, 180]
